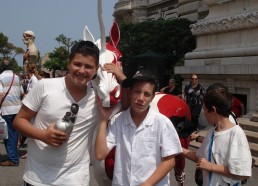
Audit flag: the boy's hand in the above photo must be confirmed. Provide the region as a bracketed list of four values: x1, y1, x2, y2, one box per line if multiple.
[190, 132, 199, 141]
[97, 96, 117, 121]
[197, 158, 212, 171]
[103, 63, 126, 83]
[42, 123, 68, 147]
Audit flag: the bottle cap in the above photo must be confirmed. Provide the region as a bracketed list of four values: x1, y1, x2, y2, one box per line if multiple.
[64, 112, 71, 121]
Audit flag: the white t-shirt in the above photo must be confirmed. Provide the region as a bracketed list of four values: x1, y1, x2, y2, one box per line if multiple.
[26, 74, 38, 93]
[22, 77, 99, 186]
[0, 70, 23, 115]
[197, 125, 252, 186]
[107, 107, 182, 186]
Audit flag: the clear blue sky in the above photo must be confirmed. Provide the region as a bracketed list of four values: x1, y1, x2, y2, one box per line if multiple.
[0, 0, 117, 66]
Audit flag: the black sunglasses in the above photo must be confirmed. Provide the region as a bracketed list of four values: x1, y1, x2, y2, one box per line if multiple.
[70, 103, 79, 123]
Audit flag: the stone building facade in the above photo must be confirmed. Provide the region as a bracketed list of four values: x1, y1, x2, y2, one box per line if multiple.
[114, 0, 207, 24]
[113, 0, 258, 115]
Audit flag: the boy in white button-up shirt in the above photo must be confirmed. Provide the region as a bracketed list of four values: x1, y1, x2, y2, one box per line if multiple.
[95, 69, 182, 186]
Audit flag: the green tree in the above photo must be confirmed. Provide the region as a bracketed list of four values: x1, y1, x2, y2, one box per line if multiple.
[118, 19, 196, 76]
[0, 32, 24, 59]
[43, 46, 69, 71]
[55, 34, 76, 52]
[43, 34, 77, 77]
[0, 32, 24, 73]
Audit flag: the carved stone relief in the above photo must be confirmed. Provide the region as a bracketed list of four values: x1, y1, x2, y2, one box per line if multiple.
[203, 0, 234, 7]
[191, 11, 258, 35]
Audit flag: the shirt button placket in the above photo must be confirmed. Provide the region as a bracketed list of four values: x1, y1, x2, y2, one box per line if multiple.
[130, 127, 137, 184]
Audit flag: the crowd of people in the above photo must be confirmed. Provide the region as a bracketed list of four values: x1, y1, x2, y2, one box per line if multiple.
[0, 40, 253, 186]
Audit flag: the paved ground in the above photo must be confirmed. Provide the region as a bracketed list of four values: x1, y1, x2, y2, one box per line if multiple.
[0, 140, 257, 186]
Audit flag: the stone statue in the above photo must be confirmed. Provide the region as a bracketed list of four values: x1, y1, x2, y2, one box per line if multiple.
[22, 30, 39, 68]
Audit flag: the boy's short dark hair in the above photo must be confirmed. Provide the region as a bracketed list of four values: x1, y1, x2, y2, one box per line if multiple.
[122, 69, 156, 90]
[204, 83, 232, 117]
[206, 82, 228, 92]
[69, 41, 100, 65]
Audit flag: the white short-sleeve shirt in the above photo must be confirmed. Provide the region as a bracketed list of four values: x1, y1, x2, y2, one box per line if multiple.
[197, 125, 252, 186]
[26, 74, 38, 93]
[22, 77, 99, 186]
[0, 70, 23, 115]
[107, 107, 182, 186]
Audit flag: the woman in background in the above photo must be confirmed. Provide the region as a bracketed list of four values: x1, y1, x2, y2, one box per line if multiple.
[25, 63, 40, 94]
[18, 63, 40, 154]
[184, 73, 205, 130]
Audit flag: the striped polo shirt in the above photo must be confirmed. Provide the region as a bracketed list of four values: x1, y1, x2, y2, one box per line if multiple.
[0, 70, 23, 115]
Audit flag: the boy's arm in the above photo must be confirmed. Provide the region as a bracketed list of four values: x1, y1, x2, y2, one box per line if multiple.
[197, 158, 250, 180]
[141, 155, 175, 186]
[13, 105, 68, 147]
[182, 147, 198, 162]
[95, 118, 111, 160]
[160, 86, 169, 92]
[95, 98, 114, 160]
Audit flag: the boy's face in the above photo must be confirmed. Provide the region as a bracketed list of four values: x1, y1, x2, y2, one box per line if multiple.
[129, 81, 155, 114]
[67, 53, 98, 87]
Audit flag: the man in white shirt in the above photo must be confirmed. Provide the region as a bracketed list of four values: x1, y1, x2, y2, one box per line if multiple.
[0, 59, 23, 166]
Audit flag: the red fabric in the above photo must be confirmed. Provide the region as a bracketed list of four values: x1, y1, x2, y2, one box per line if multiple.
[155, 93, 191, 121]
[105, 147, 116, 180]
[232, 96, 243, 118]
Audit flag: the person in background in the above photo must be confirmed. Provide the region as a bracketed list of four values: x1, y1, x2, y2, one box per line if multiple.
[18, 63, 41, 156]
[25, 63, 40, 94]
[13, 41, 126, 186]
[95, 69, 182, 186]
[0, 58, 24, 166]
[38, 70, 50, 79]
[183, 83, 252, 186]
[160, 78, 182, 97]
[20, 75, 28, 93]
[184, 73, 205, 130]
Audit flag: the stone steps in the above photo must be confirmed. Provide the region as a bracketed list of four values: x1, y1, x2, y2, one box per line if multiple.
[239, 117, 258, 167]
[189, 117, 258, 166]
[238, 118, 258, 132]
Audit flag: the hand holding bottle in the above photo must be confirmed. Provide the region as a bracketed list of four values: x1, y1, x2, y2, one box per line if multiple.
[55, 103, 79, 135]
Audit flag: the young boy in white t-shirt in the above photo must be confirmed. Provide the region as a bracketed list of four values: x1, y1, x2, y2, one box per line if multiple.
[95, 69, 182, 186]
[183, 83, 252, 186]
